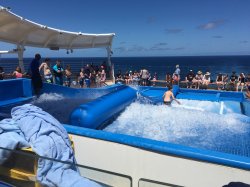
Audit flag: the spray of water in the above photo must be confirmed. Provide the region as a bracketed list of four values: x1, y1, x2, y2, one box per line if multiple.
[31, 93, 91, 123]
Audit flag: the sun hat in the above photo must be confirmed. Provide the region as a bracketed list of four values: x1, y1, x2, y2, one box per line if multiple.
[205, 72, 210, 76]
[197, 70, 202, 75]
[176, 64, 179, 68]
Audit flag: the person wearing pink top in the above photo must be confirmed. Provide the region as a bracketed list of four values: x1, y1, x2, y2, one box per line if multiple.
[12, 66, 23, 78]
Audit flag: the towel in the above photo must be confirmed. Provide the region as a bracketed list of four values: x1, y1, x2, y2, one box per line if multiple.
[0, 104, 102, 187]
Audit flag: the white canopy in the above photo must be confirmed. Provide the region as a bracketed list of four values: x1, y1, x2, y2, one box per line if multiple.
[0, 7, 115, 50]
[0, 7, 115, 79]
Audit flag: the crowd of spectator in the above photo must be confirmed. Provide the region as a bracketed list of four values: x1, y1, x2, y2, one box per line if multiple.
[115, 64, 250, 99]
[0, 58, 108, 89]
[1, 61, 250, 99]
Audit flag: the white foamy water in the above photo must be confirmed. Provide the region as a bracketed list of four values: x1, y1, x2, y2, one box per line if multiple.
[104, 100, 250, 155]
[33, 93, 64, 103]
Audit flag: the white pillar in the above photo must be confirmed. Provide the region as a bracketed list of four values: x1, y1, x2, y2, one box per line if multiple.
[17, 45, 25, 73]
[106, 46, 114, 82]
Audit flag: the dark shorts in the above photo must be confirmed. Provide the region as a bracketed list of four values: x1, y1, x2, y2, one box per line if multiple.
[164, 101, 171, 105]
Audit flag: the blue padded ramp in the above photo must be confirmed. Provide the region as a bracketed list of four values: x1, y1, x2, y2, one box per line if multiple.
[70, 86, 137, 129]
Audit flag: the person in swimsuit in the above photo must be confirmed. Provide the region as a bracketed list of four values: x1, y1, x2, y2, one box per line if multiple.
[39, 58, 53, 83]
[64, 65, 72, 87]
[79, 68, 85, 88]
[163, 85, 181, 106]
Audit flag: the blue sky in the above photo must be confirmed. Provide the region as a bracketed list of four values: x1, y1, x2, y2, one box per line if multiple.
[0, 0, 250, 57]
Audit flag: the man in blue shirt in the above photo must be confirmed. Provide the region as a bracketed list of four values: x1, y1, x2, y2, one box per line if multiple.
[29, 53, 43, 95]
[53, 60, 64, 85]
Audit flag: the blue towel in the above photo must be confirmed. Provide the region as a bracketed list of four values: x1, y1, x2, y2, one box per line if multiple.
[0, 118, 30, 164]
[0, 104, 102, 187]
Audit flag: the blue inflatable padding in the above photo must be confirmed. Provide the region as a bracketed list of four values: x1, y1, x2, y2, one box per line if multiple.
[176, 92, 219, 101]
[0, 79, 33, 107]
[70, 86, 137, 129]
[242, 100, 250, 117]
[172, 85, 179, 97]
[177, 88, 244, 102]
[64, 124, 250, 171]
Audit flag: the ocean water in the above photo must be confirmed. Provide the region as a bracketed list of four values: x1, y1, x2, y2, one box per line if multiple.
[0, 55, 250, 80]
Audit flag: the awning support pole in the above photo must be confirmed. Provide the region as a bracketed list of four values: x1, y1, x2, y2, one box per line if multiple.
[106, 46, 114, 82]
[17, 45, 25, 73]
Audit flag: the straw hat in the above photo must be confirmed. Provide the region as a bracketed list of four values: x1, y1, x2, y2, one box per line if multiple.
[205, 72, 210, 76]
[197, 70, 202, 75]
[176, 64, 179, 68]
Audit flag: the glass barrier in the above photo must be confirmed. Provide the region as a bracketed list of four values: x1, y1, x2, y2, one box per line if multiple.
[0, 147, 131, 187]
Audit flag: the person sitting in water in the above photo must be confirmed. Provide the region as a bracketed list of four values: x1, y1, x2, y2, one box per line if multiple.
[162, 85, 181, 106]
